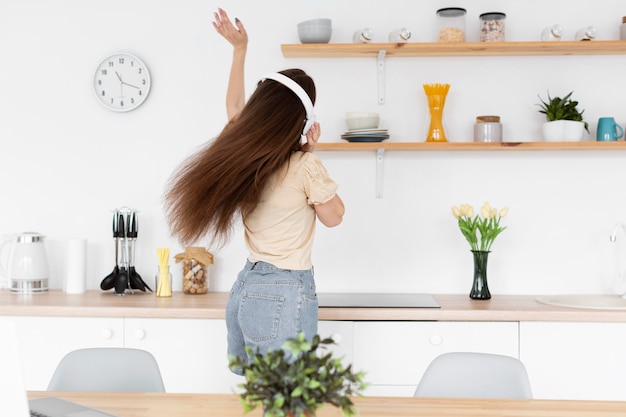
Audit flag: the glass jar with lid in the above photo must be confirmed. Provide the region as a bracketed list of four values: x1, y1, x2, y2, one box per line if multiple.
[541, 24, 563, 41]
[174, 247, 214, 294]
[353, 28, 375, 43]
[436, 7, 466, 42]
[479, 12, 506, 42]
[575, 26, 596, 41]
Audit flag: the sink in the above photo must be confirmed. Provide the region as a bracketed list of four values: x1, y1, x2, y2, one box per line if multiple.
[536, 294, 626, 310]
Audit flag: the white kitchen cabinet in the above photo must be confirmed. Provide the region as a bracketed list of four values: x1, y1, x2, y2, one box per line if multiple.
[318, 320, 355, 367]
[2, 316, 124, 390]
[520, 321, 626, 401]
[352, 321, 519, 397]
[125, 318, 243, 393]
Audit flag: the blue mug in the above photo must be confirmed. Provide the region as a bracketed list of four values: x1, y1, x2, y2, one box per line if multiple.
[597, 117, 624, 141]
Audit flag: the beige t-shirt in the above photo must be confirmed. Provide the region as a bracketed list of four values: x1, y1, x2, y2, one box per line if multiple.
[244, 151, 338, 270]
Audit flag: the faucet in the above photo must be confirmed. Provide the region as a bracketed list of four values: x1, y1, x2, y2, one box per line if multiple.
[609, 223, 626, 298]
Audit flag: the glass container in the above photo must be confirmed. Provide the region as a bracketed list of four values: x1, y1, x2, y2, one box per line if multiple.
[389, 28, 411, 43]
[436, 7, 466, 42]
[423, 83, 450, 142]
[575, 26, 596, 41]
[479, 12, 506, 42]
[541, 25, 563, 41]
[621, 17, 626, 40]
[353, 28, 374, 43]
[175, 247, 214, 295]
[155, 265, 172, 297]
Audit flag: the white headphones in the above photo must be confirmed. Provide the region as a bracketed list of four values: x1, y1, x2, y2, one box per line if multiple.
[262, 72, 316, 143]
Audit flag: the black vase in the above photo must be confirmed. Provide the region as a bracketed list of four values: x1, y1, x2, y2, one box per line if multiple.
[470, 250, 491, 300]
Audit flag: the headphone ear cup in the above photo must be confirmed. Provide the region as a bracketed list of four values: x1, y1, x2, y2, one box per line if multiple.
[302, 116, 315, 137]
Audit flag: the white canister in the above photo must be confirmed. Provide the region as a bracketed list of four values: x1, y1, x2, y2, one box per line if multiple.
[474, 116, 502, 142]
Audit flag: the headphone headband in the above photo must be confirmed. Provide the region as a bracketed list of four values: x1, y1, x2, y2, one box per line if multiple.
[262, 72, 316, 142]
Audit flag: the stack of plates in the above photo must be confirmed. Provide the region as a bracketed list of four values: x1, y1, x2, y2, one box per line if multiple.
[341, 128, 390, 143]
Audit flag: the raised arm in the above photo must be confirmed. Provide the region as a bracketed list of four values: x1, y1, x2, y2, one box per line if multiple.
[212, 8, 248, 121]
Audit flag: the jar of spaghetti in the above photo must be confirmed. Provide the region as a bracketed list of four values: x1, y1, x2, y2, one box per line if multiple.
[174, 247, 214, 294]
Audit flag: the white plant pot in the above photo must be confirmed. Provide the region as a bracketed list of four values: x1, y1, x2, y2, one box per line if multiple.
[542, 120, 585, 142]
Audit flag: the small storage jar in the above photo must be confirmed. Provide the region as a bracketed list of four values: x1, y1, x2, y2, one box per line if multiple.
[479, 12, 506, 42]
[436, 7, 466, 42]
[353, 28, 375, 43]
[621, 17, 626, 40]
[174, 247, 214, 294]
[541, 24, 563, 41]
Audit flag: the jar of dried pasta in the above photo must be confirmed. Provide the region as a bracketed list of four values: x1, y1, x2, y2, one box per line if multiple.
[480, 12, 506, 42]
[174, 247, 214, 294]
[436, 7, 466, 42]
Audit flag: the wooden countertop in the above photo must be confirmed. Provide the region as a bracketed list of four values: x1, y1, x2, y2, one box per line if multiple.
[2, 290, 626, 322]
[28, 392, 626, 417]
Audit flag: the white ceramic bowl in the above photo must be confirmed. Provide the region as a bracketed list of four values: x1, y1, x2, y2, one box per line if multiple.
[297, 19, 332, 44]
[345, 112, 380, 130]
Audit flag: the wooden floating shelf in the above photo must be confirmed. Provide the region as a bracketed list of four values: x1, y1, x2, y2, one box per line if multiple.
[316, 141, 626, 151]
[282, 40, 626, 58]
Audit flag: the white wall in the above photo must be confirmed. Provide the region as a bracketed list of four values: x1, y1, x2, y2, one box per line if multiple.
[2, 0, 626, 296]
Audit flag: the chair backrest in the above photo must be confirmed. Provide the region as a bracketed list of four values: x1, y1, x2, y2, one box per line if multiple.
[414, 352, 532, 399]
[47, 347, 166, 392]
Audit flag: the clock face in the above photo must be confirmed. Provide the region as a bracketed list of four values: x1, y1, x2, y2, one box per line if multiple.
[93, 52, 151, 112]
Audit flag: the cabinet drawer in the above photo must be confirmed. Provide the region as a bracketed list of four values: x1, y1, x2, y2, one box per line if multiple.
[2, 316, 123, 390]
[353, 321, 519, 387]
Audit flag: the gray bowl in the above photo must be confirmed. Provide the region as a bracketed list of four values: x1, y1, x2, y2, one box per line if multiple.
[297, 19, 332, 44]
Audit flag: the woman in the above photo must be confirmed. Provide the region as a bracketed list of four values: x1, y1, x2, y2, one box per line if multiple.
[164, 9, 344, 372]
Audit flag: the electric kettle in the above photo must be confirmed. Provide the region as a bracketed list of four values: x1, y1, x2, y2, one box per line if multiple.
[0, 232, 49, 293]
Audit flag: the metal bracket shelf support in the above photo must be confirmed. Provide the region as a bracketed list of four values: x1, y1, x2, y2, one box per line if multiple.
[375, 148, 385, 199]
[377, 50, 386, 105]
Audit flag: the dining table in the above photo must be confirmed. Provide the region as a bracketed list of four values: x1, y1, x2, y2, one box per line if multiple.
[28, 391, 626, 417]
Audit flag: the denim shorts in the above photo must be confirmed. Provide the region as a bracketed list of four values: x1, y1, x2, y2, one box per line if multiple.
[225, 260, 318, 374]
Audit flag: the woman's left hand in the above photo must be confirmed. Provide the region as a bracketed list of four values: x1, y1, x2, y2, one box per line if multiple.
[300, 122, 320, 152]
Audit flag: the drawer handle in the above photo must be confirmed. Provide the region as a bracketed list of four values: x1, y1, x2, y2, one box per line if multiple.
[429, 334, 443, 346]
[133, 329, 146, 340]
[101, 328, 113, 340]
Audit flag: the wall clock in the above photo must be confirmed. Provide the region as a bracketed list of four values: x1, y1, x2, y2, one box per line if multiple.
[93, 52, 151, 112]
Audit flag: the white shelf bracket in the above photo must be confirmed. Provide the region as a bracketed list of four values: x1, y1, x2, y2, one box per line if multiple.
[375, 147, 385, 199]
[377, 50, 386, 105]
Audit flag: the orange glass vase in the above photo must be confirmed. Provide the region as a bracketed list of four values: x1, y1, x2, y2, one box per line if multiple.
[424, 83, 450, 142]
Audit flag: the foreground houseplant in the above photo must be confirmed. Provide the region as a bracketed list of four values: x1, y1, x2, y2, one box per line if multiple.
[452, 202, 508, 300]
[537, 91, 589, 141]
[229, 332, 367, 417]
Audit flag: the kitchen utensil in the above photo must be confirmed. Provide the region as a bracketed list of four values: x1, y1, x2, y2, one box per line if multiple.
[0, 232, 49, 293]
[128, 211, 151, 292]
[100, 210, 119, 291]
[114, 212, 128, 295]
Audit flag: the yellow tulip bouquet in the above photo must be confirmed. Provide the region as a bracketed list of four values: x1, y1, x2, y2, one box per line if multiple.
[451, 202, 508, 252]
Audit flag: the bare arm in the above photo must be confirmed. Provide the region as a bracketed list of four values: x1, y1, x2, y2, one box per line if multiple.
[212, 8, 248, 121]
[314, 194, 345, 227]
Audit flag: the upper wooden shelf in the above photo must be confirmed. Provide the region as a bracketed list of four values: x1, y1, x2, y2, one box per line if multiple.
[281, 40, 626, 58]
[316, 141, 626, 151]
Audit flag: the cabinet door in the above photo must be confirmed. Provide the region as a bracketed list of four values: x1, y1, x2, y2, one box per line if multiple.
[520, 321, 626, 401]
[353, 321, 519, 397]
[318, 320, 354, 366]
[2, 316, 124, 390]
[124, 318, 243, 393]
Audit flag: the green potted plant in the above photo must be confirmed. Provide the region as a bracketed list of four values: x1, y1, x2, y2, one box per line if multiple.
[537, 91, 589, 142]
[228, 332, 367, 417]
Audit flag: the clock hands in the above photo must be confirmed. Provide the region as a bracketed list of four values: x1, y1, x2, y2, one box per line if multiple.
[115, 70, 140, 89]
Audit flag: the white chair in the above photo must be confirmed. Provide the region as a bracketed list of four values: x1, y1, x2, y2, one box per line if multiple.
[47, 347, 165, 392]
[414, 352, 532, 399]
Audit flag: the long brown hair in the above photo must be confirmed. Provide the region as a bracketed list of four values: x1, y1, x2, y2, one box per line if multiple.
[164, 68, 317, 247]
